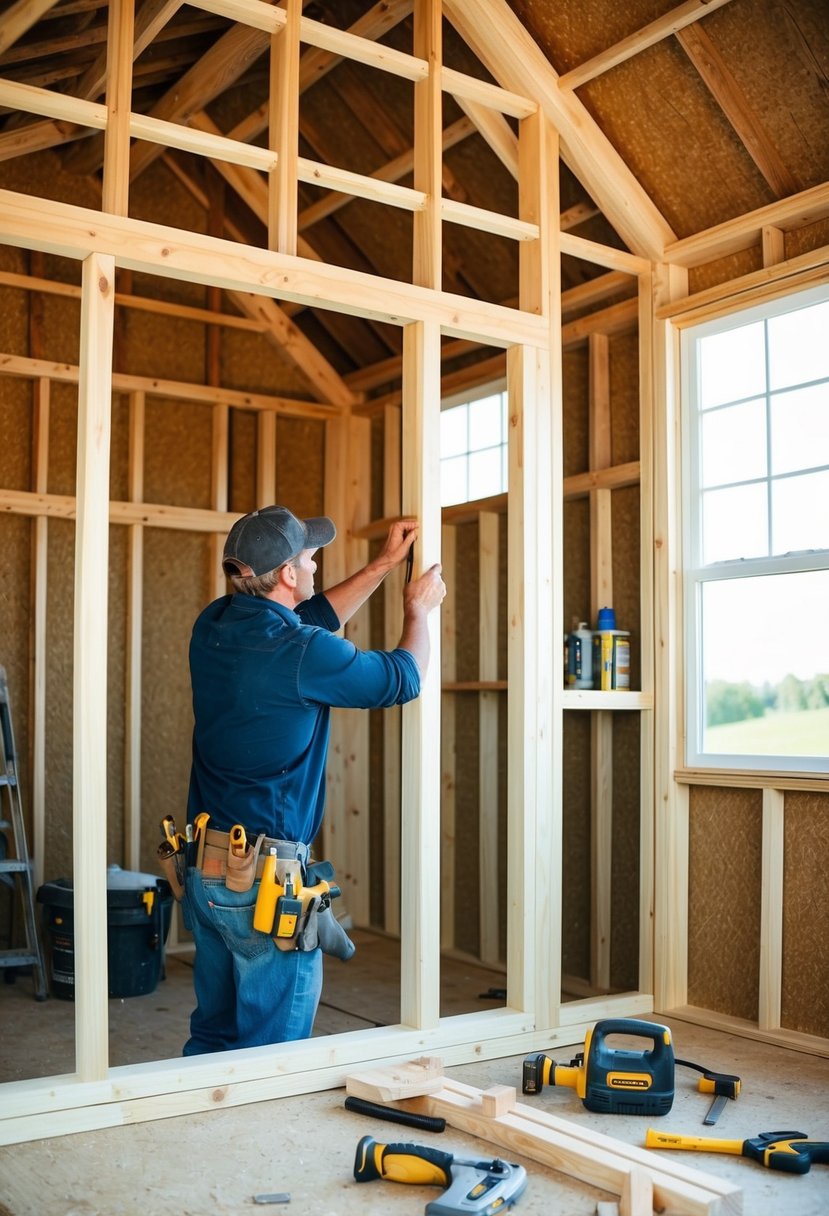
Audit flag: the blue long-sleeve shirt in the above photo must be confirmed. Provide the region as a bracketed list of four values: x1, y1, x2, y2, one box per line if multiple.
[187, 592, 420, 844]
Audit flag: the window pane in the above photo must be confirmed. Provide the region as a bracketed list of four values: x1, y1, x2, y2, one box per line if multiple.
[469, 394, 503, 451]
[440, 455, 467, 506]
[699, 321, 765, 409]
[701, 571, 829, 757]
[468, 447, 503, 500]
[768, 299, 829, 391]
[770, 383, 829, 476]
[702, 482, 767, 563]
[701, 398, 766, 487]
[772, 469, 829, 555]
[440, 403, 468, 457]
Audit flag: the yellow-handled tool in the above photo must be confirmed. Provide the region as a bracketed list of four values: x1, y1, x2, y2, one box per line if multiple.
[353, 1135, 528, 1213]
[645, 1128, 829, 1175]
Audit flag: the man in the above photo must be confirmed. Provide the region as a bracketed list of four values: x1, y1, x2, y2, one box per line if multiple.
[182, 504, 445, 1055]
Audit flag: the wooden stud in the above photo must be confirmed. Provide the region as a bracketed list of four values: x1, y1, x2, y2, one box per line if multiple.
[269, 0, 300, 254]
[29, 378, 49, 892]
[73, 252, 116, 1082]
[478, 511, 500, 965]
[439, 523, 457, 952]
[400, 319, 442, 1029]
[761, 225, 785, 268]
[383, 405, 403, 936]
[341, 415, 372, 927]
[588, 332, 613, 992]
[0, 0, 61, 57]
[650, 262, 691, 1012]
[323, 415, 349, 873]
[759, 788, 784, 1030]
[101, 0, 135, 217]
[413, 0, 443, 291]
[124, 390, 144, 873]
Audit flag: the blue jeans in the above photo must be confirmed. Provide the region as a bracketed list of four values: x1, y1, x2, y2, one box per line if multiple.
[181, 868, 322, 1055]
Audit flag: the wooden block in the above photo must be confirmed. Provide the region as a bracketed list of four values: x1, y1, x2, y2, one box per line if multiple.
[481, 1085, 516, 1118]
[345, 1057, 444, 1103]
[620, 1167, 653, 1216]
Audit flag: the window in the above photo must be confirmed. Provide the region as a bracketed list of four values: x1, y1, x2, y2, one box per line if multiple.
[440, 386, 508, 506]
[681, 284, 829, 773]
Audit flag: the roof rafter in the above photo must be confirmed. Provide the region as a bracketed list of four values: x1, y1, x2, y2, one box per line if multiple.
[0, 0, 62, 59]
[442, 0, 676, 259]
[557, 0, 735, 91]
[676, 22, 800, 198]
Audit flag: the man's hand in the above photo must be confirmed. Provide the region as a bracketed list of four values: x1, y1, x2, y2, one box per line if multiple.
[403, 563, 446, 615]
[376, 518, 418, 572]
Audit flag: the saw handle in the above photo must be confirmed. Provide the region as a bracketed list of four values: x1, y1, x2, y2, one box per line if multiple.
[353, 1135, 453, 1187]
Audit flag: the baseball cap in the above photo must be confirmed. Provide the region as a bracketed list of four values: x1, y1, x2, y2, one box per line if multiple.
[222, 505, 336, 577]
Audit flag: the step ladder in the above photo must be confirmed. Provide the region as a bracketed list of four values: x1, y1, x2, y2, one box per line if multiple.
[0, 666, 48, 999]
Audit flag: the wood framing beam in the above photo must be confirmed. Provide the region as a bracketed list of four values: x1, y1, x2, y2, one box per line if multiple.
[676, 22, 800, 198]
[0, 349, 343, 418]
[73, 251, 116, 1082]
[0, 0, 61, 58]
[443, 0, 676, 260]
[400, 318, 443, 1030]
[75, 0, 183, 102]
[665, 180, 829, 268]
[558, 0, 736, 91]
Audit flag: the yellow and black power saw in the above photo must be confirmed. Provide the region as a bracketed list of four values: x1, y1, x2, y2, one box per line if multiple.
[522, 1018, 740, 1121]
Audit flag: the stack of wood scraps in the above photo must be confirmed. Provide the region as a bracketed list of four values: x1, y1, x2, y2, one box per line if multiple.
[345, 1057, 743, 1216]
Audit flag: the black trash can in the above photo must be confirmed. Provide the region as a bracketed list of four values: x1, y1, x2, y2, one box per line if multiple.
[37, 868, 173, 1000]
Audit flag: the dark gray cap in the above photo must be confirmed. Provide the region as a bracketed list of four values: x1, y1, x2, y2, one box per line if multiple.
[222, 506, 336, 578]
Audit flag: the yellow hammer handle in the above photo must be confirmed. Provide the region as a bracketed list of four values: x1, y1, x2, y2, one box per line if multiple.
[646, 1129, 743, 1155]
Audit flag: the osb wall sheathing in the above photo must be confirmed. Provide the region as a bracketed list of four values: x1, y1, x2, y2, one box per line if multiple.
[782, 791, 829, 1038]
[561, 329, 642, 990]
[688, 785, 762, 1020]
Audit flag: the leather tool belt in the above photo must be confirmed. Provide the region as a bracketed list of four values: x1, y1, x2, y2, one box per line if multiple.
[200, 827, 308, 882]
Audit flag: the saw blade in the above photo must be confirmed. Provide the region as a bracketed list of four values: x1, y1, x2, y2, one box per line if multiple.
[703, 1093, 729, 1125]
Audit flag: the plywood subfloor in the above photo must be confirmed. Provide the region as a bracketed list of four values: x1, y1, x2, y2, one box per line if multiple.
[1, 932, 828, 1215]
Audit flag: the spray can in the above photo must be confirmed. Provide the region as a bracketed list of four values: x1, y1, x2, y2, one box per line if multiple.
[592, 607, 631, 691]
[567, 621, 593, 688]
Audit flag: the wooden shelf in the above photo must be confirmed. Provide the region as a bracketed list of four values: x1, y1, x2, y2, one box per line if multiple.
[563, 689, 652, 710]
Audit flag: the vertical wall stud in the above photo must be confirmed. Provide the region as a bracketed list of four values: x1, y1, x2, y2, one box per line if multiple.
[401, 319, 442, 1029]
[101, 0, 135, 217]
[759, 788, 784, 1029]
[652, 261, 690, 1012]
[30, 377, 49, 891]
[478, 511, 500, 964]
[413, 0, 443, 289]
[124, 389, 144, 873]
[74, 251, 116, 1081]
[440, 522, 457, 952]
[383, 404, 403, 935]
[589, 331, 613, 991]
[269, 0, 300, 254]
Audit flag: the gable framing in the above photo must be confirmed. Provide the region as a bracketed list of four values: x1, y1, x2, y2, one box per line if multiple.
[1, 0, 827, 1146]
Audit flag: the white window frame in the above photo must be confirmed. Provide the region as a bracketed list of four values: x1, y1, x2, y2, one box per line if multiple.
[681, 282, 829, 775]
[440, 378, 508, 506]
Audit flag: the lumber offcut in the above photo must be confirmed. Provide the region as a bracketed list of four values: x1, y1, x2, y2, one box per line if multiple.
[345, 1062, 742, 1215]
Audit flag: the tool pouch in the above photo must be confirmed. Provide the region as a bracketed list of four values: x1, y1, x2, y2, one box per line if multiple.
[285, 895, 355, 960]
[156, 842, 184, 901]
[226, 833, 264, 892]
[315, 901, 356, 961]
